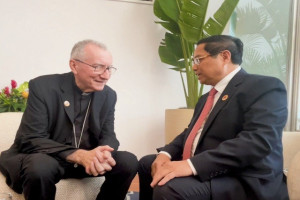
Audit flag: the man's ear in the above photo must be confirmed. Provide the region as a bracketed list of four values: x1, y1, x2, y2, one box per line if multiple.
[69, 59, 78, 74]
[220, 50, 231, 63]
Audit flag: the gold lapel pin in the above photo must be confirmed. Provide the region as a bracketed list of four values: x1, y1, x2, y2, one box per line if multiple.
[222, 95, 228, 101]
[64, 100, 70, 107]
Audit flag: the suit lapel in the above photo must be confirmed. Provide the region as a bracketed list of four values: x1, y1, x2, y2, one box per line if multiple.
[60, 73, 75, 123]
[59, 72, 108, 132]
[199, 69, 247, 139]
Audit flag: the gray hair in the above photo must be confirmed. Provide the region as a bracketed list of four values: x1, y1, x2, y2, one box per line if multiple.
[70, 39, 107, 60]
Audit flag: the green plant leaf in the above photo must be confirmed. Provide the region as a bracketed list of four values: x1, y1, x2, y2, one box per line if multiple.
[154, 0, 181, 34]
[158, 32, 186, 69]
[170, 67, 186, 72]
[164, 33, 184, 58]
[159, 45, 185, 69]
[214, 0, 239, 26]
[155, 22, 180, 35]
[178, 0, 209, 43]
[155, 0, 180, 22]
[17, 81, 29, 92]
[203, 18, 224, 36]
[0, 106, 7, 113]
[203, 0, 239, 36]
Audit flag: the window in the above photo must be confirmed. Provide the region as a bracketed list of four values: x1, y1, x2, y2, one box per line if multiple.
[230, 0, 299, 131]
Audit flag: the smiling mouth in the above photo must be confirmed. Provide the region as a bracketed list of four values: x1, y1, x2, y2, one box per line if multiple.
[94, 79, 106, 84]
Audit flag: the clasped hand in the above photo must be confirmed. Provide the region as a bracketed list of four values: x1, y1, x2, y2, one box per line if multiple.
[70, 145, 116, 176]
[150, 154, 193, 187]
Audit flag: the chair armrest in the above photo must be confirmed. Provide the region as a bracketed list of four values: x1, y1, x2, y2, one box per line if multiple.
[287, 151, 300, 200]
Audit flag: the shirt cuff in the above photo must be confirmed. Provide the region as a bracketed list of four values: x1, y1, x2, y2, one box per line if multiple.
[187, 159, 197, 175]
[158, 151, 172, 159]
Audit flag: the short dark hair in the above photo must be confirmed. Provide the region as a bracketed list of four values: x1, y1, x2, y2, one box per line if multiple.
[197, 35, 243, 65]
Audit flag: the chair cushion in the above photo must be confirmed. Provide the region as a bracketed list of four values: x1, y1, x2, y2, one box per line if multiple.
[0, 172, 105, 200]
[0, 112, 23, 151]
[287, 151, 300, 200]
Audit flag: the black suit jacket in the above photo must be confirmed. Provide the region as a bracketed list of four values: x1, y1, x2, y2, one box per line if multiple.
[160, 69, 289, 200]
[0, 72, 119, 193]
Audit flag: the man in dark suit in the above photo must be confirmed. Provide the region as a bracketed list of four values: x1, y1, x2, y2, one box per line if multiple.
[138, 35, 289, 200]
[0, 40, 138, 200]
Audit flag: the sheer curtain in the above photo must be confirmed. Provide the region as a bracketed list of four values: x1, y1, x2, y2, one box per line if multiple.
[230, 0, 298, 131]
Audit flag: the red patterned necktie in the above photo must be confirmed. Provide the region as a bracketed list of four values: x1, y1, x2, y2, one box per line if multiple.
[182, 88, 218, 160]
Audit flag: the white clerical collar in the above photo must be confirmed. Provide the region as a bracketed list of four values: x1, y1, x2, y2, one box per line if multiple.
[82, 92, 91, 96]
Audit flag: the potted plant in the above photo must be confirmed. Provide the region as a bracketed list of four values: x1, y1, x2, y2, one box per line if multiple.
[153, 0, 239, 143]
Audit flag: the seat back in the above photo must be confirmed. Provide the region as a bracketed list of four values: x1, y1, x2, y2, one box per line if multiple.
[282, 131, 300, 171]
[0, 112, 23, 152]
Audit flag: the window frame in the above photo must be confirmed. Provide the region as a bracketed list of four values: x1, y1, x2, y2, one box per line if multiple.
[286, 0, 300, 131]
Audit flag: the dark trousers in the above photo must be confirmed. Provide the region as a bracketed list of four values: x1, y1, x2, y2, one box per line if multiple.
[138, 154, 211, 200]
[21, 151, 138, 200]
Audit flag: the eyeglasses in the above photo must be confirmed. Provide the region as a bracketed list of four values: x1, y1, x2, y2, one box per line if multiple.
[192, 54, 211, 65]
[74, 59, 117, 75]
[192, 51, 225, 66]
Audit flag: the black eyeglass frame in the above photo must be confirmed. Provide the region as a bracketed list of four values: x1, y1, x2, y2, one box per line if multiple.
[192, 51, 225, 66]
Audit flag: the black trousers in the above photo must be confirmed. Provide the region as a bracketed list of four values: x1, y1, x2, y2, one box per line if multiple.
[138, 154, 212, 200]
[21, 151, 138, 200]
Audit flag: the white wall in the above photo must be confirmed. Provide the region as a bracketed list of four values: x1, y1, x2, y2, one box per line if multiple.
[0, 0, 221, 158]
[0, 0, 187, 158]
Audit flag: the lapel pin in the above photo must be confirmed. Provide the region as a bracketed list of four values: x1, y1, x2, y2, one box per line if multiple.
[64, 100, 70, 107]
[222, 95, 228, 101]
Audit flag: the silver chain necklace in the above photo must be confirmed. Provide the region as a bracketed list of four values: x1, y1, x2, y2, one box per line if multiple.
[72, 98, 91, 168]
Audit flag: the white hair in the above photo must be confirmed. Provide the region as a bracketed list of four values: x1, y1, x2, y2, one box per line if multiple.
[70, 39, 107, 60]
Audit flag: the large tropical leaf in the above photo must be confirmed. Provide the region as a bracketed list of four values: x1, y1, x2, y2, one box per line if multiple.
[159, 33, 185, 69]
[156, 0, 181, 22]
[178, 0, 209, 43]
[154, 0, 180, 34]
[203, 0, 239, 37]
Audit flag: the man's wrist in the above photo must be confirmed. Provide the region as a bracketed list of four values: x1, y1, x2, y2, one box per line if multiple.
[66, 149, 84, 164]
[58, 149, 77, 160]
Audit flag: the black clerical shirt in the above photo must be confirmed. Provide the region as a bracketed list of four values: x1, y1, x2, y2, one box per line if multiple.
[58, 82, 95, 160]
[73, 85, 92, 150]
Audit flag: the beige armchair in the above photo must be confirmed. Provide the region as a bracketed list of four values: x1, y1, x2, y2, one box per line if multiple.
[0, 112, 105, 200]
[283, 131, 300, 199]
[165, 115, 300, 199]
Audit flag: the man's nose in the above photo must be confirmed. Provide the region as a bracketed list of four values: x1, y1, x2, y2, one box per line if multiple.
[192, 63, 198, 71]
[100, 69, 110, 79]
